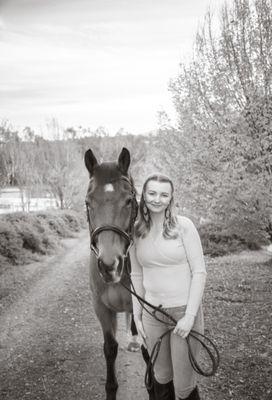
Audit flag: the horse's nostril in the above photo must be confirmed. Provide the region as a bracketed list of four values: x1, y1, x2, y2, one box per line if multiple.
[109, 258, 120, 272]
[98, 258, 118, 271]
[97, 256, 123, 283]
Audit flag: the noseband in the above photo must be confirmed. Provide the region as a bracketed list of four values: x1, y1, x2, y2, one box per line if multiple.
[85, 176, 138, 259]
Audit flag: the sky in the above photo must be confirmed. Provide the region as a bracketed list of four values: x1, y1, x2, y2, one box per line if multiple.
[0, 0, 229, 137]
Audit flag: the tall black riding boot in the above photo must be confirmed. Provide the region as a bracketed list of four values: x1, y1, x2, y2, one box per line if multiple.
[179, 386, 200, 400]
[153, 377, 175, 400]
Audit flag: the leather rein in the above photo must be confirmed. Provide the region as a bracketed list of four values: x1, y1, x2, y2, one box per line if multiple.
[120, 279, 220, 387]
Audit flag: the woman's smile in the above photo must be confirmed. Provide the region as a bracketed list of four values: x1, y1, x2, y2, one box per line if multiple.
[149, 202, 165, 211]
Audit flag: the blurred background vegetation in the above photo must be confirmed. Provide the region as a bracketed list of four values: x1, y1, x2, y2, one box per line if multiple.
[0, 0, 271, 259]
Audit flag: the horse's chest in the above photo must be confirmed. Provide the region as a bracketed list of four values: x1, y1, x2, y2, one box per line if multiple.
[101, 284, 132, 313]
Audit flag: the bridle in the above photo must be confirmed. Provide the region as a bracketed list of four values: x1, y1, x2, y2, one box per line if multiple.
[85, 175, 138, 260]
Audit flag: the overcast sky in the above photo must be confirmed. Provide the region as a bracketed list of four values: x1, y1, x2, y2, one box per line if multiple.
[0, 0, 229, 137]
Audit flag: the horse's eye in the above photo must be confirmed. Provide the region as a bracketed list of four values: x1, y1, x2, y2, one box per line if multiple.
[86, 199, 95, 211]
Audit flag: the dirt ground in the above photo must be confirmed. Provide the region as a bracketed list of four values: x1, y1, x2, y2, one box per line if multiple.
[0, 230, 271, 400]
[0, 231, 146, 400]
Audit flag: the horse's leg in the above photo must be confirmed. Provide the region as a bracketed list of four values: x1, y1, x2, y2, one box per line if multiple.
[104, 330, 118, 400]
[95, 302, 118, 400]
[126, 313, 140, 352]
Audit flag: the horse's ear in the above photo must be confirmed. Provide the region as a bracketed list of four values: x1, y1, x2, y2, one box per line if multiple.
[84, 149, 98, 176]
[118, 147, 130, 175]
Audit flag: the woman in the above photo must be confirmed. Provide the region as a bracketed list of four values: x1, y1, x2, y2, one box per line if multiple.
[129, 173, 207, 400]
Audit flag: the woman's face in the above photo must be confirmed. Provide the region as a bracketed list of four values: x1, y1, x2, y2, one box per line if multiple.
[144, 180, 172, 214]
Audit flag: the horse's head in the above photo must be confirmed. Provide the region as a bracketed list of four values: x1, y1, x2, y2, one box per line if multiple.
[84, 147, 138, 284]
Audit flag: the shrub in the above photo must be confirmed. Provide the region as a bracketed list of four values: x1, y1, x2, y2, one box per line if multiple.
[5, 213, 49, 254]
[199, 223, 251, 257]
[36, 212, 72, 237]
[0, 254, 9, 269]
[0, 220, 24, 263]
[21, 230, 45, 253]
[0, 209, 85, 268]
[62, 211, 86, 232]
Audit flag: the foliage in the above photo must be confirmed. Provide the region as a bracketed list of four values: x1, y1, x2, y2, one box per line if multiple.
[199, 222, 265, 257]
[78, 131, 155, 188]
[0, 220, 24, 262]
[154, 0, 272, 247]
[0, 210, 85, 267]
[33, 139, 85, 209]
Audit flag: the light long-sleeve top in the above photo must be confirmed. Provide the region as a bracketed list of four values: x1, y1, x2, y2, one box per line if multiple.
[130, 216, 207, 320]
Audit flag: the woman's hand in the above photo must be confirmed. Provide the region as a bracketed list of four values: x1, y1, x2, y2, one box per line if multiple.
[173, 315, 195, 339]
[135, 318, 147, 347]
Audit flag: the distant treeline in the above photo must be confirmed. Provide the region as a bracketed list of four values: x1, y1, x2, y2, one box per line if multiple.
[0, 120, 153, 210]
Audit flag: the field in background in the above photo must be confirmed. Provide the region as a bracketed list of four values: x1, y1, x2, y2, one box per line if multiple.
[0, 187, 58, 214]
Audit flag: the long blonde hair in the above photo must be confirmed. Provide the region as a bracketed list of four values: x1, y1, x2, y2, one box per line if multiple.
[135, 173, 179, 239]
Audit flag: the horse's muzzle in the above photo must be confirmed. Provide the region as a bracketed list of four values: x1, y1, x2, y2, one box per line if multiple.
[97, 256, 124, 284]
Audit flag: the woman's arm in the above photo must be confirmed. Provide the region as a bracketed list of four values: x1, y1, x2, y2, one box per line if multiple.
[180, 216, 207, 316]
[174, 216, 207, 338]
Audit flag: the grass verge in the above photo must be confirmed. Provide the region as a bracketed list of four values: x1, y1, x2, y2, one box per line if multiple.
[201, 251, 272, 400]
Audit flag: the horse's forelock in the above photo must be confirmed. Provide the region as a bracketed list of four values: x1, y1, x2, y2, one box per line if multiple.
[93, 162, 128, 186]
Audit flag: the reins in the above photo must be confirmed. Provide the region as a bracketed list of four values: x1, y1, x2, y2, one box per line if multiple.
[120, 278, 220, 389]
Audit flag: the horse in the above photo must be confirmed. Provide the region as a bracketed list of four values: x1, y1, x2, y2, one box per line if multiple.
[84, 147, 154, 400]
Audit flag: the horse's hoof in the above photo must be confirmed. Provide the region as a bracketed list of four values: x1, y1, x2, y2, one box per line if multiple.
[127, 341, 140, 352]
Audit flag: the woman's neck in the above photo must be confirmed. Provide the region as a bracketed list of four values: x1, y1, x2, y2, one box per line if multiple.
[150, 211, 165, 229]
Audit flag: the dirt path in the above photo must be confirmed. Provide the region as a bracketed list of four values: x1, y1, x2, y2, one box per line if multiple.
[1, 231, 271, 400]
[0, 231, 146, 400]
